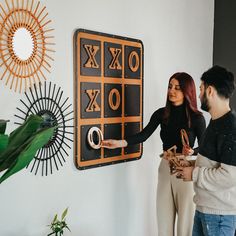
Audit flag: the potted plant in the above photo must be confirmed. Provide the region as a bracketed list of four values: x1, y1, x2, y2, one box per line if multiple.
[47, 208, 71, 236]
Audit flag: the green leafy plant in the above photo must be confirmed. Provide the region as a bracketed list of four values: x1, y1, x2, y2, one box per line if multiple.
[0, 115, 55, 184]
[47, 208, 71, 236]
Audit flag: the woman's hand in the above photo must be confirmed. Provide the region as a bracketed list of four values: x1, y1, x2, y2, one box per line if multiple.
[162, 151, 169, 160]
[101, 139, 127, 149]
[182, 146, 194, 156]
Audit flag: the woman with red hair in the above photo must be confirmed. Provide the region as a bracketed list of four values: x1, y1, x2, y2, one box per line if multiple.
[102, 72, 206, 236]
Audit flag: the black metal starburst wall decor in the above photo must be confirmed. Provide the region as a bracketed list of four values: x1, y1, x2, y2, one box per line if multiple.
[14, 81, 73, 176]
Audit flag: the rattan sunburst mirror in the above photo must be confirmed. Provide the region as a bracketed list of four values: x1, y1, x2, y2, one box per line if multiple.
[0, 0, 55, 92]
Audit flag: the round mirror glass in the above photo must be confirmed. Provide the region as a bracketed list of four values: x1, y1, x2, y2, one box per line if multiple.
[12, 28, 34, 60]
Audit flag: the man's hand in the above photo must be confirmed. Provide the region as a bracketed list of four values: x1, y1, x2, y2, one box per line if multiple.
[175, 166, 194, 181]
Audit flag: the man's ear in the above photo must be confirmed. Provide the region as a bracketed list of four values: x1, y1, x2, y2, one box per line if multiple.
[206, 85, 215, 97]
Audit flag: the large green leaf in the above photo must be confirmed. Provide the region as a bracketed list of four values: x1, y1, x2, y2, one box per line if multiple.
[8, 115, 43, 145]
[0, 120, 9, 134]
[0, 140, 30, 171]
[0, 115, 44, 171]
[0, 126, 55, 184]
[0, 134, 8, 154]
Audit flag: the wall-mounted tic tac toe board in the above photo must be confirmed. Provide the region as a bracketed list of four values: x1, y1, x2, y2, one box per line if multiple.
[74, 29, 143, 170]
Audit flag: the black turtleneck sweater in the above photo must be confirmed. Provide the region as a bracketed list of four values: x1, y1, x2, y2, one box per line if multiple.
[126, 105, 206, 153]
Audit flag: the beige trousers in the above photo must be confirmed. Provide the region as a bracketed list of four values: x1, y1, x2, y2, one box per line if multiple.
[156, 159, 195, 236]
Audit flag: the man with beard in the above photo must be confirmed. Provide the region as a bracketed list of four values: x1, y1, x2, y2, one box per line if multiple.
[176, 65, 236, 236]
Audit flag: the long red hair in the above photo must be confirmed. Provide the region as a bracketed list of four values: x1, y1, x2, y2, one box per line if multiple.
[163, 72, 202, 127]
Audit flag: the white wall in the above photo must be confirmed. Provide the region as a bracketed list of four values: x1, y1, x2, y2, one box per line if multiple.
[0, 0, 214, 235]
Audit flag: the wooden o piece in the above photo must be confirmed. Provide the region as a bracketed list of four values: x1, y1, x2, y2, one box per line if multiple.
[87, 127, 104, 149]
[128, 51, 139, 72]
[108, 88, 120, 110]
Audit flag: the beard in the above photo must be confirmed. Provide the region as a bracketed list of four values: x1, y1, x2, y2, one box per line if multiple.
[200, 91, 210, 112]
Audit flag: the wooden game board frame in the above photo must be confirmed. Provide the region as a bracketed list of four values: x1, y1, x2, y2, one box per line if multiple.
[74, 29, 144, 170]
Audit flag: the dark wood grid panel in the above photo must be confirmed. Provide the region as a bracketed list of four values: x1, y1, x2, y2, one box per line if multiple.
[74, 29, 143, 169]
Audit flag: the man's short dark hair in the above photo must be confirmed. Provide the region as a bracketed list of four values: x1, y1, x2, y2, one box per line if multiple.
[201, 65, 235, 98]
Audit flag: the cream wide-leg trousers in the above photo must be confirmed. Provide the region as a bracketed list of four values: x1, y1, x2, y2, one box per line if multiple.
[156, 159, 195, 236]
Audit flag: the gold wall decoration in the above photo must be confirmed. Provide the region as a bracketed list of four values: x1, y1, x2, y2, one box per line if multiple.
[0, 0, 55, 92]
